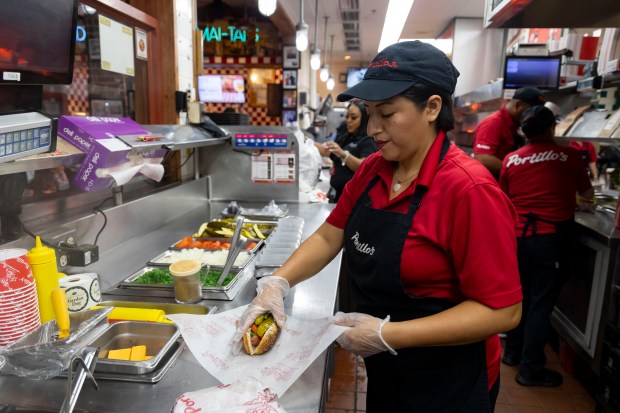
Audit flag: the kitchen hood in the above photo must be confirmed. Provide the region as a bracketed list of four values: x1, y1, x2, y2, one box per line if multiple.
[486, 0, 620, 29]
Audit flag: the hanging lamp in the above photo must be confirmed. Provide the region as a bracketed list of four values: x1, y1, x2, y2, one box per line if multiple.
[309, 0, 321, 70]
[295, 0, 309, 52]
[258, 0, 277, 16]
[326, 34, 335, 91]
[319, 16, 329, 82]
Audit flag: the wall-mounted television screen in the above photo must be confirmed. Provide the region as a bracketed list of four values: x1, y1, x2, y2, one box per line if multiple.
[503, 55, 562, 90]
[346, 67, 367, 88]
[198, 75, 245, 103]
[0, 0, 78, 85]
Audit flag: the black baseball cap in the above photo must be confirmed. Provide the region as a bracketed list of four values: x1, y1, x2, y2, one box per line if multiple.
[520, 105, 557, 137]
[337, 41, 460, 102]
[513, 87, 546, 106]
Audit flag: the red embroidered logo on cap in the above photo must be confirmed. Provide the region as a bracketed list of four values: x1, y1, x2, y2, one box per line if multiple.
[368, 58, 398, 69]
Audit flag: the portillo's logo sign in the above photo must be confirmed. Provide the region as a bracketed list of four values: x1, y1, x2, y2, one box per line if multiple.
[198, 25, 260, 43]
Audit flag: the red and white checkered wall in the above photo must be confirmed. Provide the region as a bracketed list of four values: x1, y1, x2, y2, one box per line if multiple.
[67, 55, 90, 115]
[63, 55, 287, 127]
[203, 66, 283, 126]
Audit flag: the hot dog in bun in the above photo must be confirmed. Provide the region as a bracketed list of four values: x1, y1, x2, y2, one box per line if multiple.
[243, 312, 279, 355]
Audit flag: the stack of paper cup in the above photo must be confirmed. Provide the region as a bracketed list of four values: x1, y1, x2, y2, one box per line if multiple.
[0, 249, 41, 346]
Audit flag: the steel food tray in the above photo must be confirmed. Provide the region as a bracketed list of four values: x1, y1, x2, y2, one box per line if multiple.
[146, 249, 252, 269]
[119, 266, 244, 293]
[96, 300, 216, 316]
[58, 339, 184, 383]
[90, 321, 180, 375]
[221, 207, 290, 220]
[169, 237, 263, 253]
[114, 262, 255, 301]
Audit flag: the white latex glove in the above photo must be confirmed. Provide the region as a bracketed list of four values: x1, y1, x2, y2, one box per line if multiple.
[333, 312, 397, 358]
[230, 276, 290, 355]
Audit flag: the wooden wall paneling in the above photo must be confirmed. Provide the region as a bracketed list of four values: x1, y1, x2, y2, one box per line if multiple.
[128, 0, 178, 124]
[82, 0, 167, 123]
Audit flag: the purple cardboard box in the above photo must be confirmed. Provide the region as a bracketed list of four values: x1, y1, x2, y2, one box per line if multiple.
[58, 116, 165, 192]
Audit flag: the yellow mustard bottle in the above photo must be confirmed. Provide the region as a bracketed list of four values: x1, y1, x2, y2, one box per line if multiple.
[28, 236, 60, 324]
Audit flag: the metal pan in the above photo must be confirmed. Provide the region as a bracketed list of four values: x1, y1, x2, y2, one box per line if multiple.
[146, 249, 252, 269]
[90, 321, 180, 375]
[96, 300, 216, 316]
[119, 266, 244, 292]
[169, 237, 263, 253]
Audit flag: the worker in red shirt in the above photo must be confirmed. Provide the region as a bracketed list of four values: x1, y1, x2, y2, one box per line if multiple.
[473, 87, 546, 178]
[499, 105, 594, 387]
[232, 41, 522, 412]
[569, 139, 599, 181]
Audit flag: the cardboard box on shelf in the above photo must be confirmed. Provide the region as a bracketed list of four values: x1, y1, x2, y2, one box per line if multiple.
[58, 116, 166, 192]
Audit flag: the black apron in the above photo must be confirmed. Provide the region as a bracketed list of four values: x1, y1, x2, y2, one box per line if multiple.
[343, 137, 491, 412]
[519, 212, 576, 282]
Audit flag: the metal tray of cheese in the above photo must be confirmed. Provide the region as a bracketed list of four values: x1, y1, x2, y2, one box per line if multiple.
[89, 339, 184, 383]
[119, 266, 245, 293]
[90, 321, 180, 375]
[146, 249, 252, 269]
[169, 237, 263, 253]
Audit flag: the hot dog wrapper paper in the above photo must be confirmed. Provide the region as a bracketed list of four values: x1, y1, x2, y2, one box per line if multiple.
[167, 305, 348, 396]
[171, 377, 287, 413]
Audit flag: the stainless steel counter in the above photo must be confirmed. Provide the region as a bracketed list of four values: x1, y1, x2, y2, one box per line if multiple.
[575, 210, 620, 246]
[0, 195, 339, 413]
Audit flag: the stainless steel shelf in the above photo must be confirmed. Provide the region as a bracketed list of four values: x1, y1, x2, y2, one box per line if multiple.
[555, 137, 620, 144]
[0, 125, 230, 177]
[0, 138, 85, 176]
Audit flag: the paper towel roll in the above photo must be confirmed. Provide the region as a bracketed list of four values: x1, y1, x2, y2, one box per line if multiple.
[59, 273, 102, 312]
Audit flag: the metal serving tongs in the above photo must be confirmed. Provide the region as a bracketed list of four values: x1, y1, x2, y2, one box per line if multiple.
[217, 216, 246, 286]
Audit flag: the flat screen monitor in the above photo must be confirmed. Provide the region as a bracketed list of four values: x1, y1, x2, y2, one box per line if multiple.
[318, 94, 333, 116]
[503, 55, 562, 90]
[346, 67, 367, 88]
[198, 75, 246, 103]
[0, 0, 78, 85]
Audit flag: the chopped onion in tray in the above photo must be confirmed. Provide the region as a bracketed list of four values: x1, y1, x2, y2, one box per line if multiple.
[153, 249, 250, 267]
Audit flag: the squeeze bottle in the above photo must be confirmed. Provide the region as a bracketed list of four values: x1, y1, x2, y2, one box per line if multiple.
[28, 236, 60, 323]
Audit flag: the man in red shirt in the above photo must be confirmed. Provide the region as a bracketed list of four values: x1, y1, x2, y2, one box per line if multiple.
[499, 105, 593, 387]
[474, 87, 546, 178]
[569, 139, 599, 181]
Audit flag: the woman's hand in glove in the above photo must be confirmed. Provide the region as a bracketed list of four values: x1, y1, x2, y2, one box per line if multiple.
[333, 312, 397, 358]
[230, 276, 290, 354]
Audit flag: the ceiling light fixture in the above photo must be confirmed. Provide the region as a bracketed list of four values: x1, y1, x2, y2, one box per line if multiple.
[319, 16, 329, 82]
[377, 0, 415, 52]
[309, 0, 321, 70]
[295, 0, 309, 52]
[326, 34, 335, 91]
[258, 0, 277, 16]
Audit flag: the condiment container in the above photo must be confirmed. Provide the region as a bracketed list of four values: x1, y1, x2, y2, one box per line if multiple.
[169, 259, 203, 304]
[27, 236, 60, 323]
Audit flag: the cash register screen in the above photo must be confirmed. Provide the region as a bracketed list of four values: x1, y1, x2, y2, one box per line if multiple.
[234, 133, 288, 148]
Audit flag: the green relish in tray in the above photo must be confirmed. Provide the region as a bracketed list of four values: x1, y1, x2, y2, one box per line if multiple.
[133, 267, 235, 287]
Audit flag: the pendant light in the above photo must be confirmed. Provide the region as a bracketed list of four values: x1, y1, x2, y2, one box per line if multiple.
[309, 0, 321, 71]
[319, 16, 329, 82]
[326, 34, 335, 91]
[295, 0, 309, 52]
[258, 0, 277, 16]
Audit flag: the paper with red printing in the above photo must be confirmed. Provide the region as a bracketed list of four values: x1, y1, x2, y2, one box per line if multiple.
[167, 305, 347, 396]
[171, 377, 286, 413]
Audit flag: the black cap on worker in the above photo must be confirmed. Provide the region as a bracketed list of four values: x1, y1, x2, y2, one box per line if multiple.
[520, 105, 557, 138]
[513, 86, 546, 106]
[337, 41, 460, 102]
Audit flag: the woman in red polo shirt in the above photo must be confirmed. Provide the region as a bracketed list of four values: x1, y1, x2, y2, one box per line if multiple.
[499, 106, 593, 387]
[232, 41, 522, 412]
